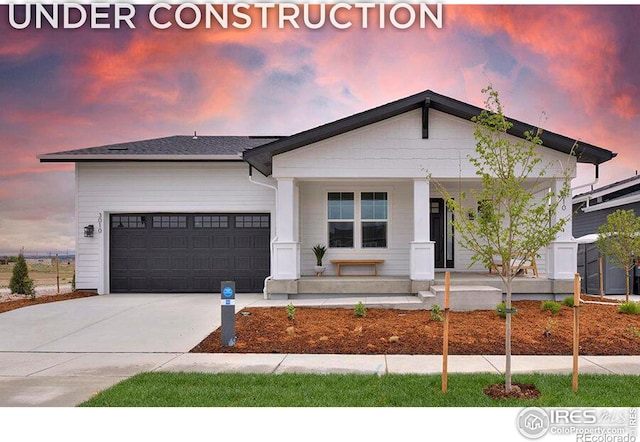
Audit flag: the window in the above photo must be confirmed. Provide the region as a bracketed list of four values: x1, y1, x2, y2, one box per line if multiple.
[152, 215, 187, 228]
[361, 192, 387, 248]
[328, 192, 354, 247]
[112, 215, 146, 228]
[236, 215, 269, 228]
[194, 215, 228, 228]
[327, 191, 388, 249]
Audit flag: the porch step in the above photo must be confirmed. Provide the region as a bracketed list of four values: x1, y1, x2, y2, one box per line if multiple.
[419, 285, 502, 311]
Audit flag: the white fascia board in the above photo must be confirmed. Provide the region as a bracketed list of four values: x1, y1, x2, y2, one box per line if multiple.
[573, 176, 640, 203]
[581, 193, 640, 213]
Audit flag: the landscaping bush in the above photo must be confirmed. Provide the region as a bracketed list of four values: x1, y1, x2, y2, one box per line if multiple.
[541, 300, 562, 315]
[430, 304, 443, 322]
[9, 252, 35, 299]
[286, 303, 295, 321]
[354, 301, 366, 318]
[562, 297, 575, 307]
[618, 301, 640, 315]
[496, 302, 506, 318]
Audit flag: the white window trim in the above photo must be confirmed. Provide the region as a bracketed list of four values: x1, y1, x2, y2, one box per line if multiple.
[325, 187, 392, 250]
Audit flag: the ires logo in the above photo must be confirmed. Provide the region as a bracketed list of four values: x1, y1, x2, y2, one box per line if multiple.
[549, 409, 598, 425]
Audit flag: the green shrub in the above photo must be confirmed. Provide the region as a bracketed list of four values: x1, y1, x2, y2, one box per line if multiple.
[562, 296, 575, 307]
[354, 301, 366, 318]
[618, 301, 640, 315]
[286, 303, 295, 321]
[541, 300, 562, 315]
[495, 302, 518, 318]
[9, 252, 35, 299]
[430, 304, 443, 322]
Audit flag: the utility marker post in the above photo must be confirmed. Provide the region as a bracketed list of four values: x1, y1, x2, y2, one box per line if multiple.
[573, 273, 580, 392]
[221, 281, 236, 347]
[442, 271, 450, 392]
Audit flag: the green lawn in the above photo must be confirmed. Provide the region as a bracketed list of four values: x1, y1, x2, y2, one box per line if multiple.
[79, 372, 640, 407]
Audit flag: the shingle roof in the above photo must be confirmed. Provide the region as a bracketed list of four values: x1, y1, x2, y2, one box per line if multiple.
[38, 135, 281, 162]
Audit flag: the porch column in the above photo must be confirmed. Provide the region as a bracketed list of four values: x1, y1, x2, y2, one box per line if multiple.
[547, 178, 577, 280]
[273, 178, 300, 280]
[410, 178, 435, 280]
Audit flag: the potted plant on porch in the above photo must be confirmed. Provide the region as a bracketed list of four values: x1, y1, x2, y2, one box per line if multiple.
[312, 244, 327, 276]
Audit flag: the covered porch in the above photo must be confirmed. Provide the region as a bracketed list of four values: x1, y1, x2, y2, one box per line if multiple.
[267, 176, 576, 299]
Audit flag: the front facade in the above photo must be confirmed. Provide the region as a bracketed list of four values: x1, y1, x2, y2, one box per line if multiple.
[39, 90, 616, 296]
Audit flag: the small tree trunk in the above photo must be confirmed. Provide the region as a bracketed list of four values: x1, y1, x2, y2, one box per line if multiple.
[626, 266, 630, 303]
[505, 279, 512, 393]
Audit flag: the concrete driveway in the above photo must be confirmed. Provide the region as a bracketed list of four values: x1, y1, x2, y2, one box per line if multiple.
[0, 293, 262, 406]
[0, 293, 262, 353]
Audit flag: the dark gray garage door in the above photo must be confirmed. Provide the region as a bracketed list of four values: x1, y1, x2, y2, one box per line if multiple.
[110, 213, 270, 293]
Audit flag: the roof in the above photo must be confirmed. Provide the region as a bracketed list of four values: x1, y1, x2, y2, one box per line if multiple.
[38, 135, 281, 162]
[243, 89, 617, 176]
[573, 174, 640, 201]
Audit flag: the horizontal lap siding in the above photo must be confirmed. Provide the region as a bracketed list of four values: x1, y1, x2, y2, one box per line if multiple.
[299, 181, 412, 276]
[76, 162, 276, 292]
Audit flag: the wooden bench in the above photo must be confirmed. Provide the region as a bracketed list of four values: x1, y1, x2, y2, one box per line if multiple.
[491, 254, 539, 277]
[330, 259, 385, 277]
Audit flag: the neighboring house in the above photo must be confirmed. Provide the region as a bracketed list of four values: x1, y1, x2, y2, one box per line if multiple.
[39, 90, 616, 296]
[573, 175, 640, 295]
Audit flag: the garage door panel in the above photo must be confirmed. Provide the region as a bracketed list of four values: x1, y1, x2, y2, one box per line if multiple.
[193, 236, 210, 248]
[212, 236, 230, 249]
[170, 256, 189, 270]
[171, 236, 189, 249]
[110, 213, 269, 293]
[149, 236, 170, 249]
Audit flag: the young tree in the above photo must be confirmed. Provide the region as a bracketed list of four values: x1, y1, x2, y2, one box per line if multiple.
[595, 209, 640, 302]
[9, 250, 35, 299]
[432, 86, 572, 393]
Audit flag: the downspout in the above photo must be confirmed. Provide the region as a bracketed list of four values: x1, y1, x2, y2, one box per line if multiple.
[248, 165, 278, 299]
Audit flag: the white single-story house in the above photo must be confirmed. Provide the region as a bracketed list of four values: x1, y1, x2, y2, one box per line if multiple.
[39, 90, 616, 298]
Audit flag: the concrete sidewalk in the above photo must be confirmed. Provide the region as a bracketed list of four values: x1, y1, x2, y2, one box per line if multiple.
[1, 351, 639, 406]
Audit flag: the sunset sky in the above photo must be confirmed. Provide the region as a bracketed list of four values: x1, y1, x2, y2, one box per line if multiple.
[1, 3, 639, 256]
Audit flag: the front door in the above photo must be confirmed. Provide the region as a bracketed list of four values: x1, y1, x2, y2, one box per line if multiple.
[430, 198, 454, 269]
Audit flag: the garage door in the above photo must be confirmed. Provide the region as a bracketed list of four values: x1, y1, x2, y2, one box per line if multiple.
[110, 213, 270, 293]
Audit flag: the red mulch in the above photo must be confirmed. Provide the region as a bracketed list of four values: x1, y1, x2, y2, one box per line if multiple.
[191, 299, 640, 355]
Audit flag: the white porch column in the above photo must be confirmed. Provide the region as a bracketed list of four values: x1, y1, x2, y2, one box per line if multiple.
[410, 178, 435, 280]
[273, 178, 300, 280]
[547, 178, 577, 280]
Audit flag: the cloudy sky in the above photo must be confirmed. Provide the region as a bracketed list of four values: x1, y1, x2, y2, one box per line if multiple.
[1, 3, 639, 256]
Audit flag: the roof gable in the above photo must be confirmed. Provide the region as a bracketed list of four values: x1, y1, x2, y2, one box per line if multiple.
[243, 90, 617, 176]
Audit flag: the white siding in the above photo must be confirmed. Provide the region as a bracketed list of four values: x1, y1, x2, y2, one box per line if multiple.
[272, 109, 575, 180]
[75, 162, 276, 293]
[299, 181, 413, 276]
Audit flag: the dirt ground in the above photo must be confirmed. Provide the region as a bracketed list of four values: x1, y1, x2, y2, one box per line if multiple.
[0, 292, 96, 314]
[192, 296, 640, 355]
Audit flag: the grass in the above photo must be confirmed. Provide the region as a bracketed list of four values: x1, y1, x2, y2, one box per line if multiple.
[79, 372, 640, 407]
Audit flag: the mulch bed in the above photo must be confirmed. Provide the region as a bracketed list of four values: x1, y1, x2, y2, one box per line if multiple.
[191, 299, 640, 355]
[484, 383, 542, 400]
[0, 292, 97, 314]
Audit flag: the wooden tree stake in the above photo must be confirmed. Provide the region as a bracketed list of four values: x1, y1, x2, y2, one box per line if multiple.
[56, 253, 60, 294]
[442, 271, 450, 392]
[599, 257, 604, 299]
[573, 272, 580, 392]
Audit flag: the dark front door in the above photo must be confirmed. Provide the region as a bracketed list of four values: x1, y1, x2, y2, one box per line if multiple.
[430, 198, 445, 268]
[110, 213, 270, 293]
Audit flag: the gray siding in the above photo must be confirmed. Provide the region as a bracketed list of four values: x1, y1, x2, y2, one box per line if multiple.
[572, 201, 640, 238]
